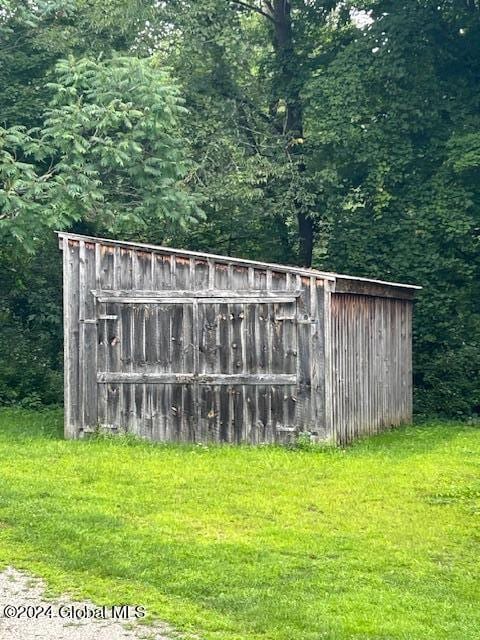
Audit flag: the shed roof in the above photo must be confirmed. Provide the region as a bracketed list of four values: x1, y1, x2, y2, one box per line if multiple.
[57, 232, 421, 297]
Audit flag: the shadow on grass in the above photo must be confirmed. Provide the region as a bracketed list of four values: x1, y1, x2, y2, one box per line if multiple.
[348, 419, 480, 459]
[0, 407, 64, 440]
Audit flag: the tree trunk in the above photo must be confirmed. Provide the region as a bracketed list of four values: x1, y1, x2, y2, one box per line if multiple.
[297, 210, 314, 267]
[270, 0, 314, 267]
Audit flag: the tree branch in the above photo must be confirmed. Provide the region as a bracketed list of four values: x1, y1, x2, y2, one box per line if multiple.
[264, 0, 274, 14]
[230, 0, 275, 22]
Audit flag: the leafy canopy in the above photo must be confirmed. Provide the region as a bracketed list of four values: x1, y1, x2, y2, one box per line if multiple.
[0, 54, 201, 250]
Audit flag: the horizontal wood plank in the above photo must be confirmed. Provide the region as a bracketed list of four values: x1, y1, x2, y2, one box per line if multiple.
[94, 295, 300, 305]
[92, 288, 301, 299]
[97, 372, 297, 385]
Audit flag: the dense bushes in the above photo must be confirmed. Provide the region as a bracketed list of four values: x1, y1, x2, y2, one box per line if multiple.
[0, 237, 63, 407]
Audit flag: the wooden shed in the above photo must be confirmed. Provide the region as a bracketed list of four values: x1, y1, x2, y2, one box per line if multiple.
[58, 232, 420, 445]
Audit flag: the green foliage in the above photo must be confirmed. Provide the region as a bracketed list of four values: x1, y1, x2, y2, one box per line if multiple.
[0, 55, 201, 249]
[0, 236, 63, 407]
[0, 0, 150, 129]
[135, 0, 343, 262]
[415, 344, 480, 417]
[304, 1, 480, 416]
[44, 54, 201, 234]
[1, 409, 480, 639]
[0, 0, 479, 415]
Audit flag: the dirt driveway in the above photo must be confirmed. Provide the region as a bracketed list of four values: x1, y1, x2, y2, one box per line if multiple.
[0, 567, 174, 640]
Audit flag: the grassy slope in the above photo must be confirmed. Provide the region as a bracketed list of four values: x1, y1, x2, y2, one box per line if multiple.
[0, 409, 479, 640]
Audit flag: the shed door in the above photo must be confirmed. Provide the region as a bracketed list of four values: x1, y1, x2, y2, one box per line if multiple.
[94, 289, 300, 442]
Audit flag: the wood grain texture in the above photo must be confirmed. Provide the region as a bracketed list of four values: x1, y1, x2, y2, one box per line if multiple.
[92, 289, 302, 299]
[62, 239, 78, 437]
[330, 293, 413, 445]
[60, 234, 416, 444]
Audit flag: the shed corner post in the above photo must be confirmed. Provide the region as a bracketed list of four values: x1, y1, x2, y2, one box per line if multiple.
[61, 235, 77, 439]
[407, 299, 414, 425]
[323, 279, 335, 443]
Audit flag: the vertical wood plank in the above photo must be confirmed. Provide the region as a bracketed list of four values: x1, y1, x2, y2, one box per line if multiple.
[83, 242, 97, 430]
[97, 245, 114, 428]
[106, 247, 123, 430]
[309, 276, 319, 436]
[211, 266, 221, 441]
[63, 239, 80, 438]
[78, 240, 86, 432]
[330, 292, 413, 444]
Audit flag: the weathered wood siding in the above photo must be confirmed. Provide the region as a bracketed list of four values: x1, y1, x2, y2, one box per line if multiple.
[330, 293, 413, 445]
[61, 236, 328, 442]
[60, 233, 418, 445]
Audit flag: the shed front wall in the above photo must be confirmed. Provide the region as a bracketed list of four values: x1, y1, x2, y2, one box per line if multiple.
[62, 237, 328, 442]
[330, 293, 413, 445]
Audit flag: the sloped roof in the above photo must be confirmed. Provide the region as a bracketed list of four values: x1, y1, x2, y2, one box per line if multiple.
[57, 232, 421, 295]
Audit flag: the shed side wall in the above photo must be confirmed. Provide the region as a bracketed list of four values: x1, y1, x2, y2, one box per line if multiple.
[331, 293, 412, 445]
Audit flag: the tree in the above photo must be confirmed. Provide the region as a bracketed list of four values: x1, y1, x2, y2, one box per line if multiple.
[306, 0, 480, 414]
[0, 55, 201, 250]
[0, 7, 201, 407]
[137, 0, 345, 266]
[0, 0, 152, 130]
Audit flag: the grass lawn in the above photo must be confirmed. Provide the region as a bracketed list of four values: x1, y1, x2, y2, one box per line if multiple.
[0, 409, 479, 639]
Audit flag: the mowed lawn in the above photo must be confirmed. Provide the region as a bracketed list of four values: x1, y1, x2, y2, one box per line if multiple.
[0, 410, 479, 639]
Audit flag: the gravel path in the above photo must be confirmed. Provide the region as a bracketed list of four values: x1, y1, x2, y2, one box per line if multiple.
[0, 567, 173, 640]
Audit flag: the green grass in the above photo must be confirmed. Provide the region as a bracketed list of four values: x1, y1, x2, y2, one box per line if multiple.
[0, 409, 479, 639]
